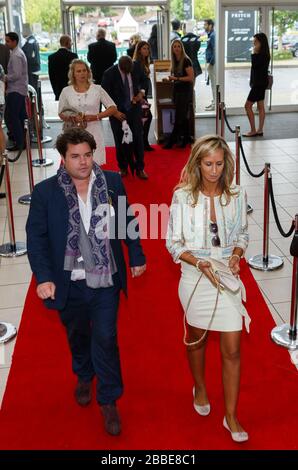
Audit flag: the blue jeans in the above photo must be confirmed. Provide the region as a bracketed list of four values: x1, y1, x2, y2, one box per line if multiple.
[59, 274, 123, 405]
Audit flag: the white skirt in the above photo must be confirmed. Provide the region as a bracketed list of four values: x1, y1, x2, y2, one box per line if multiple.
[178, 260, 251, 332]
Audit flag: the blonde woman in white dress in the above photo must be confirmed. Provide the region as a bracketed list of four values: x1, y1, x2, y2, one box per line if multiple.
[166, 135, 250, 442]
[59, 59, 118, 164]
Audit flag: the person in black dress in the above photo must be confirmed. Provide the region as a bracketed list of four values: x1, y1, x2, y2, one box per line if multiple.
[243, 33, 270, 137]
[148, 24, 158, 61]
[133, 41, 154, 151]
[163, 40, 194, 149]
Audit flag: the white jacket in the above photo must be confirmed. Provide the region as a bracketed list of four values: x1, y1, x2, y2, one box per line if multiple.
[166, 185, 249, 262]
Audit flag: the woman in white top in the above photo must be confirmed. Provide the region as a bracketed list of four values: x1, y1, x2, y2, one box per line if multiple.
[166, 135, 250, 442]
[58, 59, 117, 164]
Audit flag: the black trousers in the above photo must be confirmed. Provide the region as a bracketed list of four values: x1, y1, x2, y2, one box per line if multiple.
[4, 92, 27, 147]
[110, 106, 144, 171]
[143, 109, 153, 147]
[59, 274, 123, 405]
[170, 90, 192, 143]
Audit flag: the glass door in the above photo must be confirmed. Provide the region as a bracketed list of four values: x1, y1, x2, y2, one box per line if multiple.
[269, 6, 298, 109]
[223, 7, 262, 110]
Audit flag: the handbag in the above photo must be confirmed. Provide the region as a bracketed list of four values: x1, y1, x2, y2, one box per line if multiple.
[141, 99, 151, 120]
[61, 107, 87, 131]
[207, 258, 240, 294]
[266, 71, 273, 90]
[183, 258, 240, 347]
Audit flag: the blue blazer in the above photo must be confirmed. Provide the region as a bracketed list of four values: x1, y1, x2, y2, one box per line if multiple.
[26, 170, 146, 311]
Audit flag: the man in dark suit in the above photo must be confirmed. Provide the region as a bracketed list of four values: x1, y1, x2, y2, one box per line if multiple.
[48, 35, 78, 100]
[102, 56, 148, 179]
[87, 28, 117, 85]
[26, 128, 146, 436]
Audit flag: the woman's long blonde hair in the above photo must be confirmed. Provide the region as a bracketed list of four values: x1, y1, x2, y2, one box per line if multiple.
[171, 39, 190, 75]
[132, 40, 151, 77]
[68, 59, 93, 86]
[176, 135, 237, 206]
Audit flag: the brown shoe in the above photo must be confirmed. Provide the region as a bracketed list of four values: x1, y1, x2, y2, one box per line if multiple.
[119, 168, 128, 177]
[136, 169, 148, 180]
[74, 381, 92, 406]
[101, 404, 121, 436]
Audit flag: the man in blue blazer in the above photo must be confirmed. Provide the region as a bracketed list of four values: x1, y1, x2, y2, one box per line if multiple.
[26, 128, 146, 436]
[102, 56, 148, 179]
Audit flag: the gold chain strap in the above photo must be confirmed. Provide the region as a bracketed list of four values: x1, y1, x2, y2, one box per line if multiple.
[183, 267, 221, 347]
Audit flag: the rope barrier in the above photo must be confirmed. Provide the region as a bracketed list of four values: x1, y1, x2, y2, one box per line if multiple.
[268, 177, 295, 238]
[223, 107, 236, 134]
[239, 136, 265, 178]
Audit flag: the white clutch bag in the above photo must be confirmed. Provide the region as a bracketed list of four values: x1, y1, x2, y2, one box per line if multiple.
[207, 258, 240, 294]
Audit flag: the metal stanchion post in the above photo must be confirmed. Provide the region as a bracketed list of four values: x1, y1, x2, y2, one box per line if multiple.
[0, 322, 17, 344]
[235, 126, 241, 186]
[32, 80, 52, 144]
[248, 163, 283, 271]
[271, 214, 298, 350]
[215, 85, 220, 135]
[31, 94, 53, 168]
[0, 154, 27, 257]
[18, 120, 34, 205]
[220, 102, 225, 138]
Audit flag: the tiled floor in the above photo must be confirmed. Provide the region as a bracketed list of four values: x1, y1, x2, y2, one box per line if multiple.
[0, 138, 298, 407]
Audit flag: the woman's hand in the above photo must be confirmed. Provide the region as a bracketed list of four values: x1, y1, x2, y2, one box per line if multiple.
[229, 255, 240, 276]
[115, 111, 126, 122]
[197, 260, 218, 288]
[168, 75, 178, 81]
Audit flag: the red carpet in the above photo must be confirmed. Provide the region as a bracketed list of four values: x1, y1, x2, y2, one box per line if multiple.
[0, 146, 297, 450]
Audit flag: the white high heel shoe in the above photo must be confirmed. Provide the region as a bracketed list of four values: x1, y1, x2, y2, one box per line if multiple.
[223, 417, 249, 442]
[192, 386, 210, 416]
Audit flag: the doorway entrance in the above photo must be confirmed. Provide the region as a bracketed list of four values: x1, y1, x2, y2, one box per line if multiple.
[217, 0, 298, 113]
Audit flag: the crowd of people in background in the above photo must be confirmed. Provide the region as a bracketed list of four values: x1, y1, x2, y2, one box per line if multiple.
[0, 18, 272, 183]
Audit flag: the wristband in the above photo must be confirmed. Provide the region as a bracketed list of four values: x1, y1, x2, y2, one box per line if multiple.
[195, 259, 202, 271]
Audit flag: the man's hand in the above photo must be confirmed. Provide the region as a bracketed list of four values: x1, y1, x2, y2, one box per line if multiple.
[131, 264, 146, 278]
[115, 111, 126, 122]
[132, 92, 143, 103]
[36, 282, 56, 300]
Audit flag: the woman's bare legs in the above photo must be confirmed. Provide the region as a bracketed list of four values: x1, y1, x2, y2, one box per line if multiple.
[220, 330, 246, 433]
[244, 100, 256, 135]
[187, 325, 209, 405]
[256, 100, 265, 133]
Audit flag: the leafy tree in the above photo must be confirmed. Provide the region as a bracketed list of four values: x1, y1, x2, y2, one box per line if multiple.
[170, 0, 215, 21]
[73, 7, 97, 15]
[273, 10, 298, 49]
[194, 0, 215, 21]
[170, 0, 184, 20]
[24, 0, 61, 32]
[131, 7, 146, 17]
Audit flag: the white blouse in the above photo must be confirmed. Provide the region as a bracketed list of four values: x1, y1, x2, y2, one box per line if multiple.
[58, 84, 116, 164]
[166, 185, 249, 262]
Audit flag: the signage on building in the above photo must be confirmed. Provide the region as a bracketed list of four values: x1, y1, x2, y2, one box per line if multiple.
[226, 10, 256, 62]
